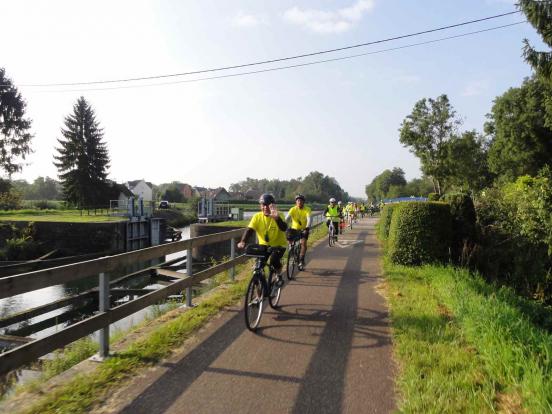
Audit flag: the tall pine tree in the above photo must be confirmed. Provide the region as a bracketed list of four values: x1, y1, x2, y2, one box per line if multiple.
[519, 0, 552, 79]
[54, 97, 110, 207]
[0, 67, 33, 176]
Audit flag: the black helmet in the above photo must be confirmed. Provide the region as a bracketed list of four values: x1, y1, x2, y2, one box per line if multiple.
[295, 194, 305, 201]
[259, 193, 275, 205]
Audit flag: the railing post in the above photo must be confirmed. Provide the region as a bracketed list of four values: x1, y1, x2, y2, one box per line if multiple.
[230, 237, 236, 281]
[186, 248, 193, 307]
[99, 272, 110, 359]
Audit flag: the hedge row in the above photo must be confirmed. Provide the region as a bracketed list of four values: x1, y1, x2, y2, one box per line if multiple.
[377, 204, 399, 240]
[384, 202, 453, 266]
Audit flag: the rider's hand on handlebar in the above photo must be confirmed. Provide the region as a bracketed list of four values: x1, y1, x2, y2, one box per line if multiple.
[237, 241, 245, 249]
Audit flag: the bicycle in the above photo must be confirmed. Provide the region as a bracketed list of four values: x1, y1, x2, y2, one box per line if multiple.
[326, 217, 339, 247]
[286, 232, 301, 280]
[243, 244, 284, 331]
[347, 212, 354, 230]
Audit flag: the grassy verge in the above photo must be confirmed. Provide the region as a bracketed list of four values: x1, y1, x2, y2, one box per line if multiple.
[0, 209, 125, 222]
[17, 226, 328, 413]
[386, 261, 552, 413]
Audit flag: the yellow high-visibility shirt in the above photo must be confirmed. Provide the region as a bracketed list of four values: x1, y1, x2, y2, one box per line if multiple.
[287, 205, 312, 230]
[247, 212, 287, 247]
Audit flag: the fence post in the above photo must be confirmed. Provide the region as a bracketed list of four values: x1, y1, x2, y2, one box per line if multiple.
[186, 248, 193, 307]
[99, 272, 110, 358]
[230, 237, 236, 281]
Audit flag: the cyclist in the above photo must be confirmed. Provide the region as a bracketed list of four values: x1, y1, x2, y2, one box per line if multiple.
[337, 201, 346, 233]
[285, 194, 312, 270]
[237, 194, 288, 282]
[324, 197, 342, 240]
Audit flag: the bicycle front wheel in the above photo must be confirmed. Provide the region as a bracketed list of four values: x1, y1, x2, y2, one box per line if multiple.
[328, 226, 334, 247]
[244, 276, 265, 331]
[268, 271, 282, 309]
[286, 246, 297, 280]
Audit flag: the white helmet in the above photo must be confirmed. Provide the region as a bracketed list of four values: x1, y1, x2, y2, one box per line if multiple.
[338, 201, 342, 205]
[329, 197, 336, 203]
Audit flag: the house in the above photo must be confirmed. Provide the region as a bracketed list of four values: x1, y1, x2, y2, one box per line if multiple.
[176, 183, 194, 200]
[126, 179, 153, 201]
[107, 181, 134, 206]
[244, 189, 263, 201]
[193, 186, 231, 202]
[208, 187, 230, 202]
[229, 191, 245, 200]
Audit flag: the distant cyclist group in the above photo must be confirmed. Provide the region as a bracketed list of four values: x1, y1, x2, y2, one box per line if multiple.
[237, 193, 374, 331]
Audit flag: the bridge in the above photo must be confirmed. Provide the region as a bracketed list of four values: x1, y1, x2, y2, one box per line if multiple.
[0, 216, 395, 413]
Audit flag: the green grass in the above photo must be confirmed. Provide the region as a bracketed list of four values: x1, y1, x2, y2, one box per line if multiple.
[386, 261, 552, 413]
[0, 209, 125, 222]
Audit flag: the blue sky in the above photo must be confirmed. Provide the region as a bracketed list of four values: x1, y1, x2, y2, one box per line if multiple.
[1, 0, 544, 197]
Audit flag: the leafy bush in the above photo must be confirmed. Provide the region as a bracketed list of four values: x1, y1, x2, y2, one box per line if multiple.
[0, 190, 22, 210]
[33, 200, 61, 210]
[474, 169, 552, 302]
[388, 202, 452, 265]
[442, 193, 476, 265]
[427, 192, 441, 201]
[376, 204, 399, 240]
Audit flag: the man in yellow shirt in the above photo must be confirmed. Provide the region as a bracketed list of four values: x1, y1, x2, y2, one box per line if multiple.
[238, 193, 288, 278]
[285, 194, 312, 270]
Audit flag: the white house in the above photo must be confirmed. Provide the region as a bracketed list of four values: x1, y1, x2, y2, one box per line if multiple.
[126, 179, 153, 201]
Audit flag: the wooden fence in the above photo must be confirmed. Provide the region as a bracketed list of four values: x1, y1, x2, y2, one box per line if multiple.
[0, 212, 326, 377]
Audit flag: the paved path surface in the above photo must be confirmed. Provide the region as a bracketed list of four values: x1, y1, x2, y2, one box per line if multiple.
[102, 217, 396, 414]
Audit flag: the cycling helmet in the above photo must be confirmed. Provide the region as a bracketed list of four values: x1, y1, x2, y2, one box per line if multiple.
[259, 193, 275, 205]
[338, 201, 342, 205]
[329, 197, 336, 203]
[295, 194, 305, 201]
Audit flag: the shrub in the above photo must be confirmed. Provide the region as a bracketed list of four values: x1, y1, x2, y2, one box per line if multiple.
[377, 204, 399, 240]
[442, 193, 476, 265]
[427, 192, 441, 201]
[388, 202, 452, 265]
[0, 190, 22, 210]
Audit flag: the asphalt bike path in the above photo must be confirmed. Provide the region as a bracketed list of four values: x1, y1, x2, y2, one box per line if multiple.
[101, 217, 396, 414]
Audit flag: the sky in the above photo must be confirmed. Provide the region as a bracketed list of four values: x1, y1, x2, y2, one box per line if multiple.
[0, 0, 544, 197]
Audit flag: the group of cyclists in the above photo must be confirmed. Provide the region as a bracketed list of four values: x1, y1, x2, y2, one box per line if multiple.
[237, 194, 373, 285]
[237, 193, 375, 331]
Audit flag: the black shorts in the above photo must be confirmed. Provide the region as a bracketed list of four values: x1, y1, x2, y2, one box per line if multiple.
[268, 247, 286, 271]
[286, 228, 309, 241]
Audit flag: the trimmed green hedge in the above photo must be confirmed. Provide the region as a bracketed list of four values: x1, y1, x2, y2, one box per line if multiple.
[388, 202, 452, 265]
[442, 193, 476, 264]
[377, 204, 399, 240]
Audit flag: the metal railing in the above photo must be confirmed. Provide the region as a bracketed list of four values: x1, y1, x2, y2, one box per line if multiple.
[0, 212, 325, 376]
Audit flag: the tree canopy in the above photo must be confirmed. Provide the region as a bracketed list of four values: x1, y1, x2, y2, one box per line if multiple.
[399, 94, 461, 194]
[485, 76, 552, 181]
[230, 171, 348, 203]
[519, 0, 552, 80]
[54, 97, 110, 207]
[0, 68, 33, 176]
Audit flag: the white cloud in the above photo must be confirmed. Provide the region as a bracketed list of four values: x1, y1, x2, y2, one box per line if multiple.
[283, 0, 375, 34]
[462, 80, 488, 97]
[232, 11, 267, 28]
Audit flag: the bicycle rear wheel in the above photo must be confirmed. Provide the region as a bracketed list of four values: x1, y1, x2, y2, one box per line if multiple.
[268, 271, 282, 308]
[244, 276, 265, 331]
[286, 245, 297, 280]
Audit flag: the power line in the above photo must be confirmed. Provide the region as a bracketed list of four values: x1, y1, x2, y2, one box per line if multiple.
[30, 21, 526, 93]
[14, 10, 521, 88]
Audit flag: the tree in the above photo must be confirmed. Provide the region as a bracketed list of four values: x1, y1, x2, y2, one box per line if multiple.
[519, 0, 552, 80]
[54, 97, 110, 207]
[399, 95, 461, 194]
[445, 130, 492, 192]
[365, 168, 406, 201]
[0, 68, 33, 176]
[485, 76, 552, 181]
